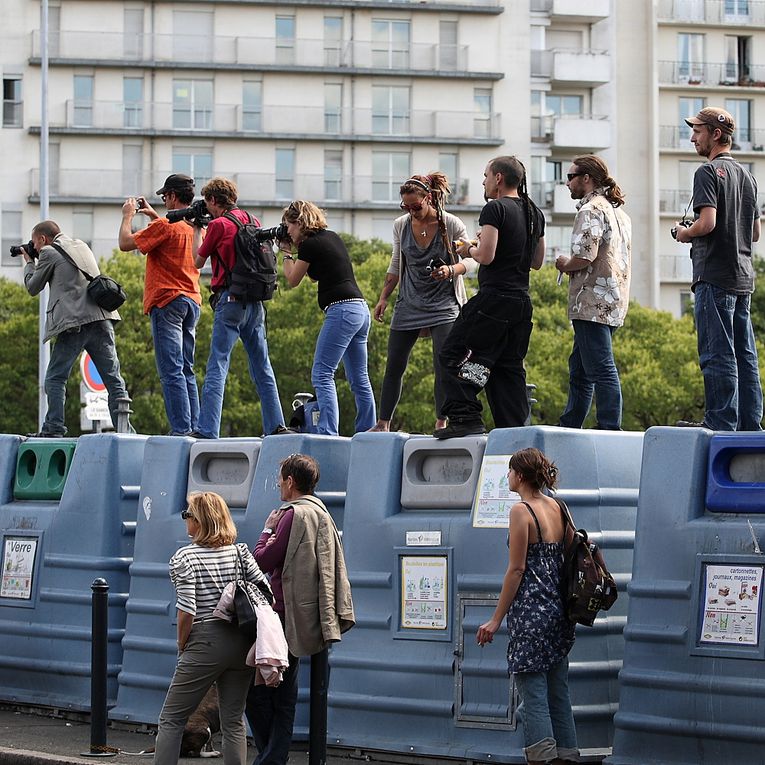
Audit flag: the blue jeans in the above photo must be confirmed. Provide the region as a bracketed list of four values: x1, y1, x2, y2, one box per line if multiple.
[312, 300, 376, 435]
[43, 320, 129, 435]
[514, 658, 578, 763]
[150, 295, 201, 434]
[197, 292, 284, 438]
[694, 282, 763, 431]
[559, 320, 622, 430]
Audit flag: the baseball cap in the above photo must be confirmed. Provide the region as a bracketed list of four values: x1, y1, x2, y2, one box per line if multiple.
[685, 107, 735, 135]
[155, 173, 195, 196]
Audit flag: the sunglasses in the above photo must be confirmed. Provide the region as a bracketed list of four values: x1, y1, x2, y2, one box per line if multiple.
[567, 172, 585, 181]
[181, 510, 195, 520]
[400, 202, 425, 212]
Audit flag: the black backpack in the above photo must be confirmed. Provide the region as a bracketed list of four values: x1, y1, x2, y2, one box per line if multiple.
[221, 211, 278, 302]
[556, 498, 618, 627]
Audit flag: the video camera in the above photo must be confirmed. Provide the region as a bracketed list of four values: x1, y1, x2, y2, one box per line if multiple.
[166, 199, 212, 228]
[9, 241, 38, 260]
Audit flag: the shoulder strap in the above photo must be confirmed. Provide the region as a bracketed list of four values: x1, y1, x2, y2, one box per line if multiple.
[555, 497, 575, 531]
[521, 501, 544, 543]
[223, 210, 251, 229]
[51, 242, 95, 282]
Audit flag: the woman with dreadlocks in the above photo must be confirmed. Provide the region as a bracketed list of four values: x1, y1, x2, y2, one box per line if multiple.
[370, 172, 475, 432]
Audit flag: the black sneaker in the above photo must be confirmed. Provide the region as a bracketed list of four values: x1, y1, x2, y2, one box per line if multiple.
[189, 431, 214, 439]
[433, 421, 486, 439]
[26, 431, 65, 438]
[269, 425, 298, 435]
[675, 420, 712, 429]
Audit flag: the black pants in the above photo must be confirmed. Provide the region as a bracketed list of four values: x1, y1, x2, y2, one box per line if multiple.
[438, 290, 533, 427]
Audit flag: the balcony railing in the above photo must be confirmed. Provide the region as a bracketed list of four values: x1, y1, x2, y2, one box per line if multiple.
[531, 49, 610, 86]
[658, 60, 765, 86]
[30, 31, 492, 75]
[656, 0, 765, 26]
[660, 254, 693, 282]
[46, 100, 502, 141]
[531, 0, 610, 21]
[660, 124, 765, 150]
[29, 169, 476, 207]
[531, 114, 610, 148]
[660, 188, 765, 213]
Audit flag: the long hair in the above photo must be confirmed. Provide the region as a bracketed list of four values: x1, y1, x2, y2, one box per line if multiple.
[509, 448, 559, 492]
[400, 172, 453, 259]
[186, 492, 237, 547]
[282, 200, 328, 237]
[572, 155, 626, 207]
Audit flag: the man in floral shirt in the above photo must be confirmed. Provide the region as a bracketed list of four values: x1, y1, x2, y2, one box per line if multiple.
[555, 155, 632, 430]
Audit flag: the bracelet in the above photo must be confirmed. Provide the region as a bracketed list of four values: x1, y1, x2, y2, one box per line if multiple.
[448, 265, 455, 278]
[283, 255, 293, 262]
[263, 527, 274, 535]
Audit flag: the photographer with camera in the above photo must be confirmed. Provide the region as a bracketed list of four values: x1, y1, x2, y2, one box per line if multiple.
[554, 155, 631, 432]
[22, 220, 132, 437]
[673, 107, 762, 431]
[280, 200, 375, 436]
[191, 177, 286, 438]
[370, 172, 474, 433]
[118, 173, 202, 436]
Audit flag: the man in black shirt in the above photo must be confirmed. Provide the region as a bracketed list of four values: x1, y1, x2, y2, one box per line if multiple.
[434, 156, 546, 439]
[674, 106, 763, 431]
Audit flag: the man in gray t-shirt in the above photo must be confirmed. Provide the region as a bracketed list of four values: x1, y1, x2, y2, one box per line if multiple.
[674, 106, 763, 431]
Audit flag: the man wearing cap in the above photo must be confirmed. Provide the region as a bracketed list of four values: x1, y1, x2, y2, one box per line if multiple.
[119, 174, 202, 436]
[674, 107, 763, 431]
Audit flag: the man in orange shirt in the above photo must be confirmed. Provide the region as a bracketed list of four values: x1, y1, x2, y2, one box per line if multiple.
[119, 174, 202, 435]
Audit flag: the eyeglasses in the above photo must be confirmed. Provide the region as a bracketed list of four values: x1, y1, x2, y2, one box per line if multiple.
[400, 202, 425, 212]
[181, 510, 195, 520]
[566, 172, 585, 182]
[160, 194, 167, 202]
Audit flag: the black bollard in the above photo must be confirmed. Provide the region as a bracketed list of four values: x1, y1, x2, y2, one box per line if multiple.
[81, 578, 116, 757]
[308, 647, 329, 765]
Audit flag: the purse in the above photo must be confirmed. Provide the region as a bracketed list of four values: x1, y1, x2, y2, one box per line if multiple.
[52, 243, 127, 311]
[230, 546, 273, 643]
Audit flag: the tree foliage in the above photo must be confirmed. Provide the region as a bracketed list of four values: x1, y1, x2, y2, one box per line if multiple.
[1, 240, 763, 437]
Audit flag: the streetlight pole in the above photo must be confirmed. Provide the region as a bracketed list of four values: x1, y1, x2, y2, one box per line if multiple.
[38, 0, 50, 429]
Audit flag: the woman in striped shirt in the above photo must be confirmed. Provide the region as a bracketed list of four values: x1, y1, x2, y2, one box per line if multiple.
[153, 491, 271, 765]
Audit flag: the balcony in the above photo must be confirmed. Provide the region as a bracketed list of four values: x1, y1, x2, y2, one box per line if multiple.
[531, 115, 610, 149]
[39, 100, 503, 144]
[223, 0, 503, 10]
[656, 0, 765, 26]
[660, 254, 693, 283]
[530, 0, 610, 23]
[660, 124, 765, 151]
[30, 31, 500, 79]
[658, 60, 765, 87]
[528, 181, 578, 213]
[531, 50, 610, 87]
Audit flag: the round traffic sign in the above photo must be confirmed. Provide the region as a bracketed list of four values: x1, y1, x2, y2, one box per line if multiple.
[80, 352, 106, 393]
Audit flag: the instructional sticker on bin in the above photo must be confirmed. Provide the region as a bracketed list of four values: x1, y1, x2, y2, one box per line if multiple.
[472, 454, 520, 528]
[1, 536, 38, 599]
[401, 555, 447, 630]
[700, 563, 763, 646]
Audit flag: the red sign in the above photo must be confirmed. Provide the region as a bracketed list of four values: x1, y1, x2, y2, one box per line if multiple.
[80, 353, 106, 393]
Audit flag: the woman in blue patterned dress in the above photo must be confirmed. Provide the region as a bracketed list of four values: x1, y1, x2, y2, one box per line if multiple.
[476, 448, 578, 765]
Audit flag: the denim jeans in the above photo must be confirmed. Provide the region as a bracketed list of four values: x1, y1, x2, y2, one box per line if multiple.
[311, 299, 376, 435]
[150, 295, 201, 434]
[197, 292, 284, 438]
[694, 282, 763, 431]
[559, 319, 622, 430]
[42, 320, 129, 435]
[514, 658, 578, 763]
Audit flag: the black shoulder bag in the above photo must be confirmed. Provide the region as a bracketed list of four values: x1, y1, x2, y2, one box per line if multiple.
[52, 243, 126, 311]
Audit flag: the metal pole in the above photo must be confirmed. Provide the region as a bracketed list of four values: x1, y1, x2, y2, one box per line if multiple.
[308, 648, 329, 765]
[38, 0, 51, 430]
[81, 578, 116, 757]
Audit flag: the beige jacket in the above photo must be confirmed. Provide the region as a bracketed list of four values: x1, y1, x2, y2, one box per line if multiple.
[281, 496, 355, 657]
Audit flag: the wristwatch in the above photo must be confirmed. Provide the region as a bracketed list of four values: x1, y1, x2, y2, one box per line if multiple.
[263, 527, 274, 535]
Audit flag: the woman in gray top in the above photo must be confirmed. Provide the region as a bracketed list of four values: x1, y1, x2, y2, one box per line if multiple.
[371, 172, 474, 431]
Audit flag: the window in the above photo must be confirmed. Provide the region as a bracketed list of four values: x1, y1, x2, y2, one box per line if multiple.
[474, 88, 492, 138]
[547, 94, 584, 116]
[324, 16, 343, 66]
[677, 33, 705, 81]
[173, 79, 213, 130]
[725, 0, 751, 20]
[725, 99, 752, 143]
[724, 35, 750, 82]
[123, 77, 143, 129]
[49, 141, 60, 196]
[73, 74, 94, 127]
[124, 9, 143, 59]
[48, 3, 60, 58]
[72, 210, 93, 249]
[678, 96, 705, 146]
[680, 290, 694, 317]
[372, 151, 409, 202]
[371, 19, 410, 69]
[325, 83, 342, 133]
[276, 16, 295, 65]
[275, 148, 294, 199]
[439, 20, 458, 70]
[242, 81, 262, 132]
[439, 151, 465, 203]
[172, 148, 213, 186]
[529, 156, 562, 208]
[2, 77, 22, 128]
[1, 210, 23, 268]
[372, 85, 410, 135]
[122, 144, 143, 197]
[324, 150, 343, 200]
[173, 10, 213, 61]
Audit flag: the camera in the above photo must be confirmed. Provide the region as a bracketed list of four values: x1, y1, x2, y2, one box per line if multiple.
[424, 256, 448, 276]
[671, 220, 692, 240]
[9, 241, 38, 259]
[167, 198, 212, 227]
[254, 223, 288, 242]
[136, 197, 146, 211]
